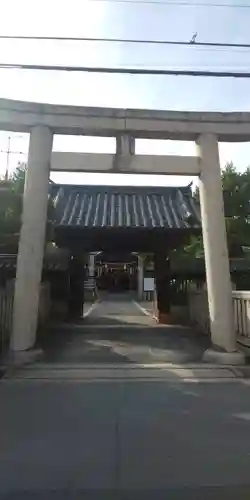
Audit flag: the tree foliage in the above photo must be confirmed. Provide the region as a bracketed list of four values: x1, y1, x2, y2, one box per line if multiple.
[178, 162, 250, 258]
[222, 162, 250, 255]
[0, 163, 54, 252]
[0, 164, 25, 243]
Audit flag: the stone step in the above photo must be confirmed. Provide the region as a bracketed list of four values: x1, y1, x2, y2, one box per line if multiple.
[3, 363, 241, 381]
[49, 323, 192, 332]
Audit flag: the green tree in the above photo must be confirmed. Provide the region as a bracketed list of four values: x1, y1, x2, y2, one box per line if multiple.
[0, 164, 25, 249]
[0, 163, 55, 252]
[222, 163, 250, 256]
[11, 163, 26, 194]
[178, 162, 250, 258]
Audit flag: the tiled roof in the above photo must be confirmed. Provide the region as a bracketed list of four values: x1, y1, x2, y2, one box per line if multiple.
[51, 184, 200, 230]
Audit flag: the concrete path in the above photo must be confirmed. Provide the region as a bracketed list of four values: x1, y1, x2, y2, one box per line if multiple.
[2, 294, 250, 498]
[41, 294, 209, 364]
[84, 292, 156, 326]
[1, 367, 250, 498]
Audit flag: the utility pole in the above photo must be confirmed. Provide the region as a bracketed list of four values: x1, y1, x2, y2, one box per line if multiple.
[5, 136, 11, 181]
[0, 135, 25, 180]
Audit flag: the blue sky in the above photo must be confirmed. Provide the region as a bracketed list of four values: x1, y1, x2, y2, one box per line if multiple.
[0, 0, 250, 184]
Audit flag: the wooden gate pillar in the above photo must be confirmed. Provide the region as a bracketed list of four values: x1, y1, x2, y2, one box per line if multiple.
[68, 253, 85, 320]
[154, 253, 171, 324]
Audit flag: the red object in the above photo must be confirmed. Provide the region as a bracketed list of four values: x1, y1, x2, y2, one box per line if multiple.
[157, 311, 172, 325]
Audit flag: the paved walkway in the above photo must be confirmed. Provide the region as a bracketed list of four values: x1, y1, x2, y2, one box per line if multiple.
[2, 294, 250, 497]
[41, 294, 209, 364]
[2, 367, 250, 498]
[84, 292, 156, 326]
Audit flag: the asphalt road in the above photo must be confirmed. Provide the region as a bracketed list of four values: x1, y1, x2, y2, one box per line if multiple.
[1, 373, 250, 499]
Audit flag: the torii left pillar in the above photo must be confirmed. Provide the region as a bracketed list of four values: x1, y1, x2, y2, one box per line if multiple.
[11, 126, 53, 354]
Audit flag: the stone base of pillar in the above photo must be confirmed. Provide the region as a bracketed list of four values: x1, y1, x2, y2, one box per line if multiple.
[202, 348, 245, 366]
[5, 348, 44, 369]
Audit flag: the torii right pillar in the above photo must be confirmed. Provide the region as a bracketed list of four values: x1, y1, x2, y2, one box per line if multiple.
[197, 133, 244, 364]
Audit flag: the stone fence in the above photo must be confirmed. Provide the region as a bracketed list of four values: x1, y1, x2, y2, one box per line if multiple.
[0, 281, 51, 353]
[188, 287, 250, 346]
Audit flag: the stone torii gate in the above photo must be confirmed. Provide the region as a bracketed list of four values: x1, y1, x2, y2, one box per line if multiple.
[1, 98, 248, 363]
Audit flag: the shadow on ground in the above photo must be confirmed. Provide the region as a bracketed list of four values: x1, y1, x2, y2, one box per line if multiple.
[39, 318, 209, 365]
[38, 294, 210, 365]
[2, 295, 249, 497]
[1, 376, 250, 496]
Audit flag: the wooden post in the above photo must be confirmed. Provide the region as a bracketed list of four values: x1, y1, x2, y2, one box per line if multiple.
[154, 253, 171, 324]
[68, 254, 85, 320]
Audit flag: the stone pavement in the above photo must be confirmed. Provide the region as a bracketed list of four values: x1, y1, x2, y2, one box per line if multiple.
[2, 294, 250, 498]
[41, 293, 209, 365]
[2, 366, 250, 498]
[85, 292, 157, 326]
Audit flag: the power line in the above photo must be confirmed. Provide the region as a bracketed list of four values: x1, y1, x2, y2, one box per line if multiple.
[62, 0, 250, 7]
[0, 135, 25, 181]
[1, 62, 250, 77]
[2, 35, 250, 50]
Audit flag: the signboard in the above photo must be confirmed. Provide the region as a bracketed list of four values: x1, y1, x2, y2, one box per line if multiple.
[145, 264, 154, 271]
[143, 277, 155, 292]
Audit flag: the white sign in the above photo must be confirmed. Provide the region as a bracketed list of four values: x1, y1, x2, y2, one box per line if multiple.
[144, 277, 155, 292]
